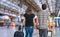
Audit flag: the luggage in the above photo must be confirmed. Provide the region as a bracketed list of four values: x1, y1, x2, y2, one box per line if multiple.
[14, 25, 24, 37]
[48, 30, 52, 37]
[14, 31, 24, 37]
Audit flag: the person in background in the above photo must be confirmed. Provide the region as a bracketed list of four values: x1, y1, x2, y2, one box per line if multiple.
[3, 19, 10, 28]
[20, 14, 25, 31]
[10, 19, 16, 27]
[3, 20, 7, 26]
[34, 15, 39, 30]
[7, 19, 11, 28]
[37, 4, 50, 37]
[23, 6, 36, 37]
[14, 25, 24, 37]
[48, 13, 55, 34]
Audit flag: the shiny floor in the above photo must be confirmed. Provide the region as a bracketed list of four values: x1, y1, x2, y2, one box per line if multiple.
[0, 26, 60, 37]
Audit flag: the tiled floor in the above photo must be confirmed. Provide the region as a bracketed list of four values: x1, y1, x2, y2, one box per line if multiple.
[0, 26, 60, 37]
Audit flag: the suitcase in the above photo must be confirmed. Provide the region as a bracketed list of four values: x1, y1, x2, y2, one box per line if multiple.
[14, 31, 24, 37]
[48, 30, 52, 37]
[14, 25, 24, 37]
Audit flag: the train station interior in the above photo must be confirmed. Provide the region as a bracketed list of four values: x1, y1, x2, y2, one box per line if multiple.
[0, 0, 60, 37]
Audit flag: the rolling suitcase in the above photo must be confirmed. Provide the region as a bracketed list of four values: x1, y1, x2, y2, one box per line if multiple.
[14, 31, 24, 37]
[14, 25, 24, 37]
[48, 30, 52, 37]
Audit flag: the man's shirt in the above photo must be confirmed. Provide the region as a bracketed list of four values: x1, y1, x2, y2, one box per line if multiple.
[38, 10, 50, 29]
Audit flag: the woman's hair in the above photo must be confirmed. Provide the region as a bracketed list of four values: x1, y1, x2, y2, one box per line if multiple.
[42, 4, 47, 10]
[26, 6, 32, 13]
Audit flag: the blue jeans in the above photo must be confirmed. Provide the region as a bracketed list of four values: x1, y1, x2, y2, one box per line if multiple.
[25, 26, 34, 37]
[39, 29, 48, 37]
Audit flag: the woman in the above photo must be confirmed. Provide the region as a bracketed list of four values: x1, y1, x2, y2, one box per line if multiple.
[48, 13, 56, 34]
[23, 7, 36, 37]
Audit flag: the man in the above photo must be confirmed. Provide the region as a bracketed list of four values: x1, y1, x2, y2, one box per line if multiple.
[14, 25, 24, 37]
[38, 4, 50, 37]
[23, 6, 36, 37]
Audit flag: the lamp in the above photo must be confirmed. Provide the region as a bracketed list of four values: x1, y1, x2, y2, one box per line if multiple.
[3, 15, 10, 20]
